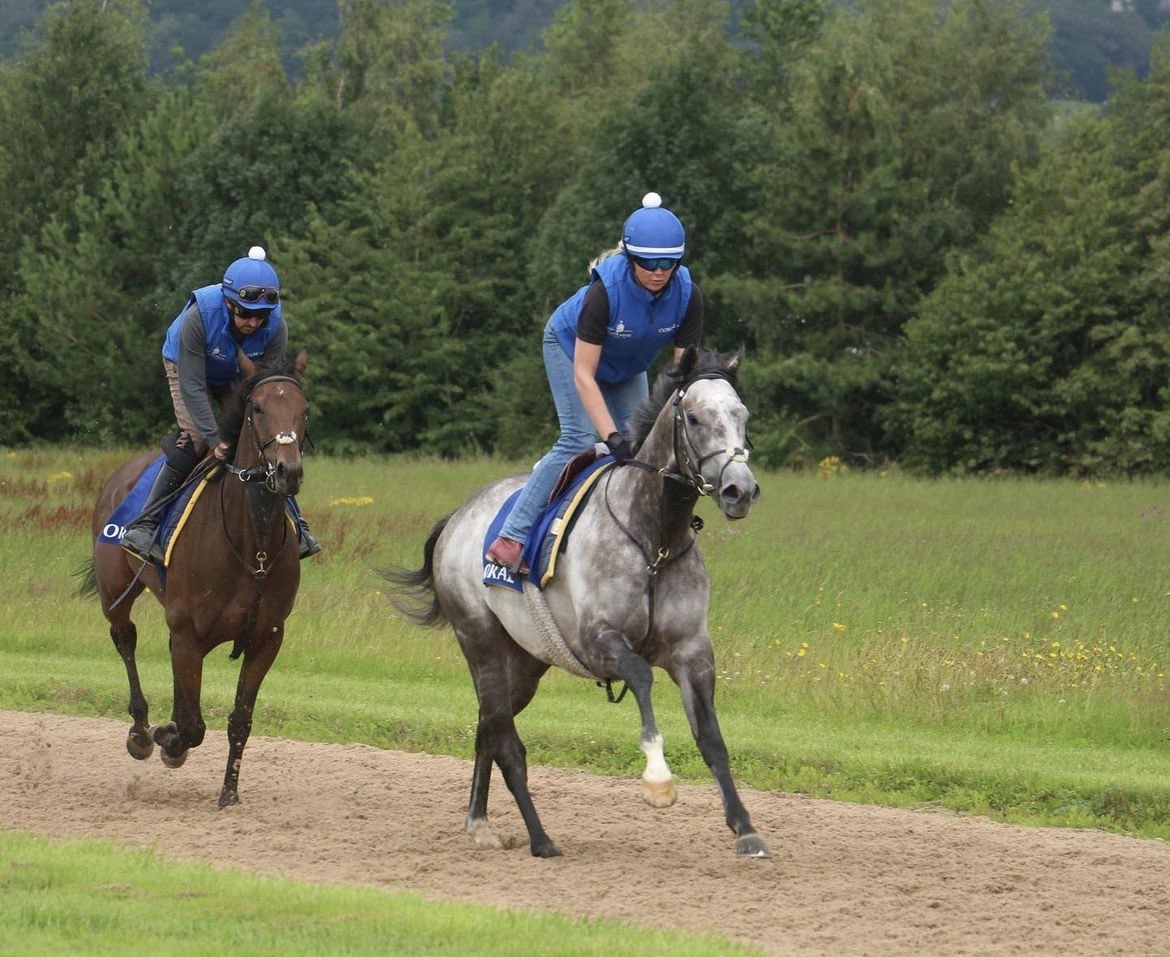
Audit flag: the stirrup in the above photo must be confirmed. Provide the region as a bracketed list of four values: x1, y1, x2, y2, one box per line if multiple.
[121, 526, 165, 565]
[486, 536, 528, 575]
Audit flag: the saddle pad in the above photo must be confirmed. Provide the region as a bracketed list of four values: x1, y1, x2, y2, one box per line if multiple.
[483, 456, 615, 592]
[97, 458, 219, 566]
[97, 456, 166, 545]
[99, 459, 299, 567]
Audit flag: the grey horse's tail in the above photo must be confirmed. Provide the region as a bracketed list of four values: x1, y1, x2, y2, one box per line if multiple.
[378, 514, 450, 627]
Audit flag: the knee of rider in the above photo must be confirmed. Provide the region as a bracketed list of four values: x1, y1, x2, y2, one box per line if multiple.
[161, 431, 202, 477]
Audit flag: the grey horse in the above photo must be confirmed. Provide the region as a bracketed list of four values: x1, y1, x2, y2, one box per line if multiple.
[386, 347, 771, 859]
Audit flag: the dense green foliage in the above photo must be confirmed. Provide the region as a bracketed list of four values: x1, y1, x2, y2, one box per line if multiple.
[3, 0, 1170, 475]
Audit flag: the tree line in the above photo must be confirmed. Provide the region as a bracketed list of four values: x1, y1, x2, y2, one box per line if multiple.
[3, 0, 1170, 476]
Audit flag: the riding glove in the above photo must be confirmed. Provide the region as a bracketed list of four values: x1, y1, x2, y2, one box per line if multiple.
[605, 431, 633, 463]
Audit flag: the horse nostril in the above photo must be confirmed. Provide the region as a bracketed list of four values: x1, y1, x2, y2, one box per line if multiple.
[751, 483, 761, 502]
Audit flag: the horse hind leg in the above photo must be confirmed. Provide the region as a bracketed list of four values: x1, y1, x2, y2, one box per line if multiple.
[108, 619, 153, 760]
[463, 636, 557, 857]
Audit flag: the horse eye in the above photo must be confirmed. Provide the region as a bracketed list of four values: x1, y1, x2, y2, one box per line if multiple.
[686, 411, 700, 426]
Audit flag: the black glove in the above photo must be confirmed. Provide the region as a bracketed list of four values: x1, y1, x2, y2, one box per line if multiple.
[605, 431, 633, 463]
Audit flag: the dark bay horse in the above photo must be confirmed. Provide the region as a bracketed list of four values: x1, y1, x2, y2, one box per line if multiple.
[386, 348, 771, 858]
[77, 350, 309, 808]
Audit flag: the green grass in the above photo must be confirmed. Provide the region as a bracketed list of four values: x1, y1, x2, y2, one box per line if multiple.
[0, 832, 761, 957]
[5, 447, 1170, 843]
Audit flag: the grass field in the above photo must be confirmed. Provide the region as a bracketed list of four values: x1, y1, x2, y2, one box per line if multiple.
[4, 446, 1170, 952]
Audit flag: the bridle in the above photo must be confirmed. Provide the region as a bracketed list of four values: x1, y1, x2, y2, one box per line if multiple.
[600, 371, 753, 660]
[669, 373, 751, 496]
[224, 374, 306, 492]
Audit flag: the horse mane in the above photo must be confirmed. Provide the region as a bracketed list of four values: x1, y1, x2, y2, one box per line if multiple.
[218, 356, 303, 449]
[626, 348, 742, 452]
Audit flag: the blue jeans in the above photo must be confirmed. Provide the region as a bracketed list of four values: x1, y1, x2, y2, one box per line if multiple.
[500, 322, 649, 545]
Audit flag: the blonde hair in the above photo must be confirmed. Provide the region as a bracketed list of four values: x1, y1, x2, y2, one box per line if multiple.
[588, 243, 624, 275]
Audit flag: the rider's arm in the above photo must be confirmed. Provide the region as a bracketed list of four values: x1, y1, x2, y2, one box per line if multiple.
[573, 282, 619, 439]
[175, 304, 223, 451]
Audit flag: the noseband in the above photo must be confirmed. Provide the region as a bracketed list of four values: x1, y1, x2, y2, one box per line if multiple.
[225, 374, 306, 492]
[670, 374, 751, 497]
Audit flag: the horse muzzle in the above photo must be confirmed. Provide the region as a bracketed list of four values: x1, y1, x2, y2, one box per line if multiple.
[718, 464, 760, 520]
[268, 457, 303, 496]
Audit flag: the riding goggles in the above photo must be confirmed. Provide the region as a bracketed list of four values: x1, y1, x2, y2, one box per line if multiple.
[236, 285, 281, 305]
[630, 256, 679, 272]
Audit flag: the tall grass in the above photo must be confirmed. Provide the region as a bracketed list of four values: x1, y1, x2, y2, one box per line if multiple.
[4, 447, 1170, 836]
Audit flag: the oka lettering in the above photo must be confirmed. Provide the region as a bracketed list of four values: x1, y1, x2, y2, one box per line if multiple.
[483, 562, 516, 583]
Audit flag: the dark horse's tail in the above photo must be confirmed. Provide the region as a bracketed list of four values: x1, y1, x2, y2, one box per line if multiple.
[74, 557, 98, 598]
[377, 514, 450, 627]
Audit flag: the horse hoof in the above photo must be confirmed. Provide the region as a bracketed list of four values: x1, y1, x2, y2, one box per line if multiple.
[159, 748, 188, 769]
[735, 833, 773, 858]
[531, 841, 563, 858]
[466, 818, 503, 850]
[640, 776, 677, 808]
[126, 729, 154, 760]
[218, 791, 240, 809]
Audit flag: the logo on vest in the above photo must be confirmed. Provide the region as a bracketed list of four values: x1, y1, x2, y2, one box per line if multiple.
[608, 320, 633, 340]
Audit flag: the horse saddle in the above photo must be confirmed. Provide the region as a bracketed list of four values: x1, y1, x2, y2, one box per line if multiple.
[97, 456, 220, 565]
[99, 457, 301, 567]
[483, 452, 615, 592]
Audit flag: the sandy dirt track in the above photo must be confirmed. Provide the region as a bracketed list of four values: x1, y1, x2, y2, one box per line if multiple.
[3, 709, 1170, 956]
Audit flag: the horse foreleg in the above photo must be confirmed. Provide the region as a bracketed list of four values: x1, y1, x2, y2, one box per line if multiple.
[674, 650, 772, 858]
[153, 635, 207, 770]
[608, 643, 676, 808]
[109, 619, 153, 760]
[218, 629, 282, 809]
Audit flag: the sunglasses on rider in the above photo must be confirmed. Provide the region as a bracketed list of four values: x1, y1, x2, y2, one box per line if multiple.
[236, 285, 280, 304]
[232, 303, 269, 322]
[630, 256, 679, 272]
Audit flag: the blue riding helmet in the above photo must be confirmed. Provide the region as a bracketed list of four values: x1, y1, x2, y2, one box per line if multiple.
[621, 192, 686, 260]
[222, 246, 281, 310]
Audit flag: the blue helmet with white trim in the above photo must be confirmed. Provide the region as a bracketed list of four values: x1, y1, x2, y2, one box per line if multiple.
[621, 192, 685, 260]
[222, 246, 281, 311]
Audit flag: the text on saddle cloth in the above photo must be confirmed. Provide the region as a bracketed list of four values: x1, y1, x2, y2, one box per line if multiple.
[482, 455, 616, 592]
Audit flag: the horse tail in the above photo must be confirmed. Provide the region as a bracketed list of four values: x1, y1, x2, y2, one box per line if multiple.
[73, 557, 98, 598]
[378, 514, 450, 627]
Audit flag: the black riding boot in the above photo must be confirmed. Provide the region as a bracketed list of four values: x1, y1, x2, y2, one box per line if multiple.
[298, 516, 322, 560]
[120, 464, 186, 565]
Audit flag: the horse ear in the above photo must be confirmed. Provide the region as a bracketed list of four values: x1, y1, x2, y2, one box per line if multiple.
[679, 346, 698, 378]
[293, 348, 308, 380]
[239, 350, 258, 379]
[725, 348, 744, 375]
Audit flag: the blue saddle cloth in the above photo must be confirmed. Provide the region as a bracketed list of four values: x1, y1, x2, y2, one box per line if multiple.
[97, 455, 173, 547]
[483, 455, 615, 592]
[98, 457, 304, 565]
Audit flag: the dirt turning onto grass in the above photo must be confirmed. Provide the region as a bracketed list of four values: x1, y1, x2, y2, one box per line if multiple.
[3, 709, 1170, 956]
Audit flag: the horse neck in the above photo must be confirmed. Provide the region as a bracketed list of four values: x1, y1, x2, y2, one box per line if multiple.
[226, 434, 287, 550]
[622, 402, 699, 546]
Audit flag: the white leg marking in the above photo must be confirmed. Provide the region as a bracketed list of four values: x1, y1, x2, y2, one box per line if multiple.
[640, 734, 677, 808]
